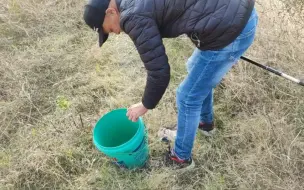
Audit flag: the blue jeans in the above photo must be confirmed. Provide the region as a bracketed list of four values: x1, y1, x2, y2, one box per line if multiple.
[174, 9, 258, 160]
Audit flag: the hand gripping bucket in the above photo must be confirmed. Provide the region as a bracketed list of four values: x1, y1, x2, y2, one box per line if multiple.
[93, 108, 149, 169]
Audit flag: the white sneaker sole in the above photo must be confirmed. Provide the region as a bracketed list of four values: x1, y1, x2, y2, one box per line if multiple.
[199, 128, 216, 137]
[178, 159, 195, 173]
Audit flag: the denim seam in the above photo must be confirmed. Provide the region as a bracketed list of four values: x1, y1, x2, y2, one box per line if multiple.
[237, 26, 256, 39]
[230, 37, 238, 61]
[237, 16, 258, 40]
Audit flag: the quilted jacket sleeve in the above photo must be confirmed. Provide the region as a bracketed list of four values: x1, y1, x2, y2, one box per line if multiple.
[121, 15, 170, 109]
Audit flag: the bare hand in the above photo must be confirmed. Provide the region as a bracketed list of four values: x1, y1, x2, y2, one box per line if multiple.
[126, 102, 148, 122]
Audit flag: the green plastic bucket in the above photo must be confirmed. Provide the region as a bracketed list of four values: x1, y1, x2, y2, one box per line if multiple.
[93, 108, 149, 169]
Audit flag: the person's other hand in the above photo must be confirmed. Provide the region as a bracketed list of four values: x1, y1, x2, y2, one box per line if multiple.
[126, 102, 148, 122]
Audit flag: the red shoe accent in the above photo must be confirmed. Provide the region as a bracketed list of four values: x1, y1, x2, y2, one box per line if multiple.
[170, 156, 186, 163]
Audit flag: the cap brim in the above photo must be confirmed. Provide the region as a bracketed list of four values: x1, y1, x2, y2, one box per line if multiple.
[98, 31, 108, 47]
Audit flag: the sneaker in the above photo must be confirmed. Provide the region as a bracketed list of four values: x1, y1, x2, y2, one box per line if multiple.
[198, 122, 216, 137]
[164, 146, 195, 171]
[158, 125, 177, 143]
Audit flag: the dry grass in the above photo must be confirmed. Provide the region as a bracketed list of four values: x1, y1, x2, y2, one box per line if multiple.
[1, 0, 304, 189]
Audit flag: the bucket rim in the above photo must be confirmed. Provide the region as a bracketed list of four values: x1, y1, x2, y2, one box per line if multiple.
[92, 108, 145, 151]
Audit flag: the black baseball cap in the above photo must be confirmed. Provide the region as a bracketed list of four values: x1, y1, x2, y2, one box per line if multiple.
[83, 0, 110, 47]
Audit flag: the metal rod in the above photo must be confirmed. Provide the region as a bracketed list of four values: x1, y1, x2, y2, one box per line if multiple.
[240, 56, 304, 86]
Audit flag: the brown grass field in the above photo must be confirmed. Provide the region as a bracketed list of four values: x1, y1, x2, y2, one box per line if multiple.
[1, 0, 304, 189]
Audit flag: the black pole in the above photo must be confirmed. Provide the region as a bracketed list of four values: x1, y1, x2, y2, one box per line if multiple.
[240, 56, 304, 86]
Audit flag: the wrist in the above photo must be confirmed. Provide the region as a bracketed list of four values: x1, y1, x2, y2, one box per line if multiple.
[141, 103, 148, 110]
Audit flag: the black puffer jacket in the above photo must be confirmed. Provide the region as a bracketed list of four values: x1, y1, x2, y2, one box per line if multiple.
[116, 0, 255, 109]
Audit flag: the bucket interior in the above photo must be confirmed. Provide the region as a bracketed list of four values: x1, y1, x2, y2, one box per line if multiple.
[94, 109, 140, 148]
